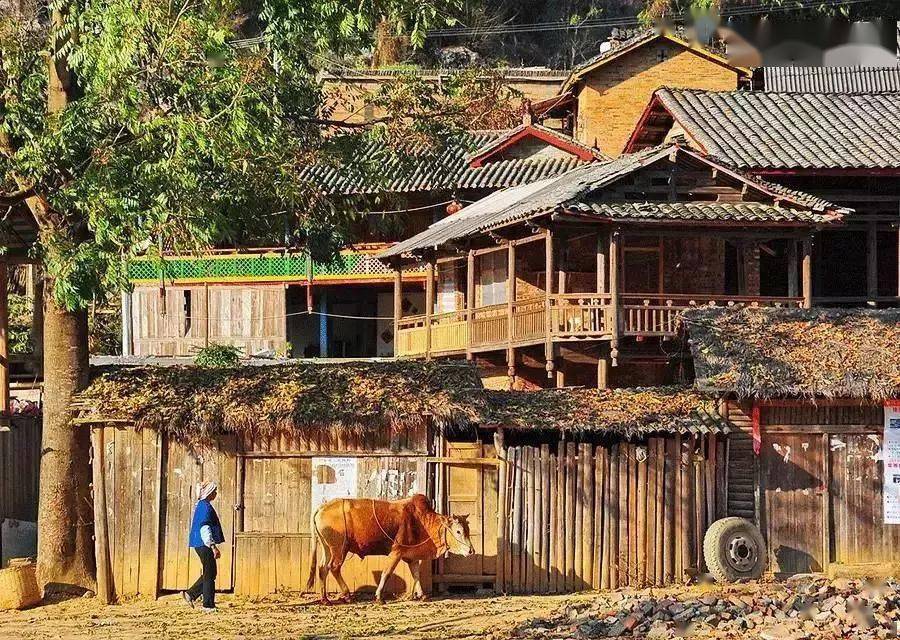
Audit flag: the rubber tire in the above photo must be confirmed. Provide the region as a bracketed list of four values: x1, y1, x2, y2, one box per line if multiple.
[703, 517, 766, 582]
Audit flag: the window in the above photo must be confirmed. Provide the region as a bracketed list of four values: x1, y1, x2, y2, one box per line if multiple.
[479, 251, 508, 306]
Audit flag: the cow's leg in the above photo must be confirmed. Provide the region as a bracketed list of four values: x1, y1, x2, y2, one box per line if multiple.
[317, 540, 333, 604]
[405, 559, 426, 601]
[375, 551, 403, 604]
[329, 553, 352, 604]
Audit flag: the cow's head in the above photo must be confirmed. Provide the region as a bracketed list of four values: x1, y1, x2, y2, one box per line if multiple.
[444, 515, 475, 556]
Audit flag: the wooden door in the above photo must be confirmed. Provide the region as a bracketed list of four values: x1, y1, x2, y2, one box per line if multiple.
[761, 432, 826, 576]
[439, 442, 498, 585]
[159, 438, 238, 591]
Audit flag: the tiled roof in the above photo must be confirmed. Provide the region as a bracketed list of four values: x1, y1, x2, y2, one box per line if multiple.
[380, 144, 845, 257]
[566, 201, 837, 224]
[684, 307, 900, 400]
[762, 66, 900, 93]
[302, 131, 591, 195]
[653, 89, 900, 170]
[321, 67, 568, 81]
[468, 123, 607, 164]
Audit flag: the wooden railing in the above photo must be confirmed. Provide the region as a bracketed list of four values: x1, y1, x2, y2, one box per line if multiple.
[396, 292, 803, 356]
[511, 298, 546, 342]
[471, 304, 508, 348]
[620, 294, 804, 337]
[550, 294, 613, 337]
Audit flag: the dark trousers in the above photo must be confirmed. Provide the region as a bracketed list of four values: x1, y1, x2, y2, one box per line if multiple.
[187, 546, 217, 608]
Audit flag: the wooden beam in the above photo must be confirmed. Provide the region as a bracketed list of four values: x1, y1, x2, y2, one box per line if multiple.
[596, 231, 608, 294]
[787, 241, 799, 298]
[507, 242, 516, 385]
[425, 257, 435, 360]
[91, 427, 113, 603]
[393, 259, 402, 357]
[801, 238, 813, 309]
[466, 250, 475, 360]
[609, 231, 620, 365]
[867, 221, 878, 304]
[0, 261, 8, 415]
[544, 229, 554, 379]
[494, 428, 507, 594]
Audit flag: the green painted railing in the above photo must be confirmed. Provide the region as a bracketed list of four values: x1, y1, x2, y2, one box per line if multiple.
[128, 247, 423, 284]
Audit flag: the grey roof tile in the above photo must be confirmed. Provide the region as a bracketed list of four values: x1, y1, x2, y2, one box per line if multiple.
[763, 66, 900, 93]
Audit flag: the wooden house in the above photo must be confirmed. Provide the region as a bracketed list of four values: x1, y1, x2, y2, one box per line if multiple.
[380, 142, 847, 389]
[73, 359, 731, 599]
[559, 30, 748, 156]
[123, 124, 603, 361]
[682, 307, 900, 578]
[627, 89, 900, 306]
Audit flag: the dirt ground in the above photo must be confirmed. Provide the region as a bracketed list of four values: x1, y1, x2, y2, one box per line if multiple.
[0, 592, 598, 640]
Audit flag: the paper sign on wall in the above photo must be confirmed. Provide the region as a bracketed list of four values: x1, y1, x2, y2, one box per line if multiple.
[311, 457, 359, 511]
[883, 402, 900, 524]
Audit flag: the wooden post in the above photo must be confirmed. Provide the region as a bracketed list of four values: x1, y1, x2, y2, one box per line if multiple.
[466, 250, 475, 360]
[596, 231, 607, 294]
[392, 259, 402, 357]
[425, 256, 435, 360]
[0, 261, 8, 415]
[801, 238, 813, 309]
[609, 231, 620, 365]
[91, 427, 113, 603]
[120, 290, 133, 357]
[787, 241, 799, 298]
[494, 428, 507, 594]
[507, 242, 516, 385]
[867, 221, 878, 305]
[544, 229, 554, 379]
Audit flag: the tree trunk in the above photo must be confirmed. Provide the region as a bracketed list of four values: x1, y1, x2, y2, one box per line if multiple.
[36, 286, 95, 594]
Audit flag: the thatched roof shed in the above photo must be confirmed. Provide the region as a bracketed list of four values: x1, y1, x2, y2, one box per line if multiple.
[485, 387, 726, 437]
[75, 360, 486, 444]
[682, 307, 900, 400]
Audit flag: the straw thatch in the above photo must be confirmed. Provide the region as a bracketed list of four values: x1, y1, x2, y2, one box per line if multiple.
[75, 361, 486, 444]
[485, 387, 725, 437]
[683, 307, 900, 400]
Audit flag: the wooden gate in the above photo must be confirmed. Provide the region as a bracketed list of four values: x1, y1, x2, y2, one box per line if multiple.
[436, 441, 499, 589]
[761, 431, 827, 576]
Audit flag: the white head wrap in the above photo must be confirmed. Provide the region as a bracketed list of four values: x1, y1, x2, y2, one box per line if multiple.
[197, 480, 218, 501]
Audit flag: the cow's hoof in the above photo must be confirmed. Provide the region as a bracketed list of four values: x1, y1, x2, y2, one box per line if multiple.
[375, 595, 385, 605]
[317, 597, 332, 606]
[416, 594, 430, 602]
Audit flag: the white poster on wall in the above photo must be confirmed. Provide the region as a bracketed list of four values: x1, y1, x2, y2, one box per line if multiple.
[883, 402, 900, 524]
[311, 457, 359, 512]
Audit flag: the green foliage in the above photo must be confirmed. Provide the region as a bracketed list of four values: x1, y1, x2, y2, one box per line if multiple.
[0, 0, 467, 312]
[9, 294, 33, 355]
[89, 302, 122, 356]
[193, 343, 242, 368]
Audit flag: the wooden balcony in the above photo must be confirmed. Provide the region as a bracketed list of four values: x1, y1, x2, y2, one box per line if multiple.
[395, 293, 801, 358]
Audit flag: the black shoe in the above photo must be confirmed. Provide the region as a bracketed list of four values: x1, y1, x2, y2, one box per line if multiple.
[181, 591, 195, 608]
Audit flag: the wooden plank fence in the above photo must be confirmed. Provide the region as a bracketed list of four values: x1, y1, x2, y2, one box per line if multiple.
[498, 434, 726, 593]
[0, 416, 41, 523]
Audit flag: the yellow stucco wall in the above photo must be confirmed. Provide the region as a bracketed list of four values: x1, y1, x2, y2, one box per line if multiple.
[574, 40, 740, 156]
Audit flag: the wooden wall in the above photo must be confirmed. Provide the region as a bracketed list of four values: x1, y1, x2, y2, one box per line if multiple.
[131, 285, 287, 357]
[497, 433, 726, 593]
[0, 416, 41, 523]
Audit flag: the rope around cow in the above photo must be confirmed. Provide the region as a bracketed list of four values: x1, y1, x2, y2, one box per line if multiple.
[369, 498, 450, 553]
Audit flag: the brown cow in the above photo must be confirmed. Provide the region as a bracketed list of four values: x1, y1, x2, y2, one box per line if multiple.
[306, 493, 475, 603]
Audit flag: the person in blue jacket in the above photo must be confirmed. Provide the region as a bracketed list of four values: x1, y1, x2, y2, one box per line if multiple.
[182, 480, 225, 611]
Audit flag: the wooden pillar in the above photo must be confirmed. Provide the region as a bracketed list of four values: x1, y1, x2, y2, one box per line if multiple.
[425, 256, 435, 360]
[91, 427, 112, 603]
[867, 221, 878, 305]
[801, 238, 813, 309]
[507, 242, 516, 386]
[787, 240, 799, 298]
[609, 231, 620, 365]
[495, 428, 507, 594]
[466, 250, 475, 360]
[318, 288, 328, 357]
[596, 231, 608, 294]
[544, 229, 554, 379]
[392, 259, 402, 357]
[0, 261, 7, 415]
[121, 290, 133, 357]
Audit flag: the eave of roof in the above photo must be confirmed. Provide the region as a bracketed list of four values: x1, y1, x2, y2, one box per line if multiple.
[561, 30, 748, 93]
[468, 123, 606, 167]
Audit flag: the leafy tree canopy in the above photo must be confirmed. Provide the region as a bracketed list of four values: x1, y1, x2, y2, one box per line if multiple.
[0, 0, 520, 310]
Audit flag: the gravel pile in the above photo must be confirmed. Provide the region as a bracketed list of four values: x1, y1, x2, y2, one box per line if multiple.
[512, 576, 900, 639]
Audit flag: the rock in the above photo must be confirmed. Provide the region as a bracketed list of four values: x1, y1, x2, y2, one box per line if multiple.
[621, 615, 641, 631]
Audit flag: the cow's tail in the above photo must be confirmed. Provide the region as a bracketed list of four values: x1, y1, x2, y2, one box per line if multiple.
[306, 508, 321, 591]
